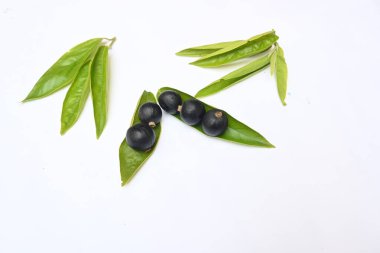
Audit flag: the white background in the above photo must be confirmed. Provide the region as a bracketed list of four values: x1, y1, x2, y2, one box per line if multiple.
[1, 0, 379, 252]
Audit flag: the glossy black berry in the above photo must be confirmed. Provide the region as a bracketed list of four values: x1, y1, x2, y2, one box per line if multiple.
[158, 90, 182, 115]
[138, 102, 162, 127]
[180, 99, 205, 125]
[126, 123, 156, 151]
[202, 109, 228, 137]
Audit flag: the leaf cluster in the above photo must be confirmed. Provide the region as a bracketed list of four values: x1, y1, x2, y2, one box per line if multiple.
[177, 30, 288, 105]
[23, 37, 116, 138]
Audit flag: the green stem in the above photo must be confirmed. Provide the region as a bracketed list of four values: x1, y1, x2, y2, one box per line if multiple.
[104, 37, 116, 48]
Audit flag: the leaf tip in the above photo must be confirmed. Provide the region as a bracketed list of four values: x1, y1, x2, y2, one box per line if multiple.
[189, 60, 204, 67]
[60, 128, 67, 136]
[60, 119, 73, 135]
[260, 138, 276, 148]
[194, 91, 208, 98]
[96, 130, 103, 139]
[22, 96, 32, 103]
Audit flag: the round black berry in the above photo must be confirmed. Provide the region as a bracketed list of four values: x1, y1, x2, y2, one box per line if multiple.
[126, 123, 156, 151]
[158, 90, 182, 114]
[180, 99, 205, 125]
[138, 102, 162, 127]
[202, 109, 228, 137]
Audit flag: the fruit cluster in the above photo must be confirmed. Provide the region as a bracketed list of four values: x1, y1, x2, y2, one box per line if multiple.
[126, 90, 228, 151]
[126, 102, 162, 151]
[158, 90, 228, 137]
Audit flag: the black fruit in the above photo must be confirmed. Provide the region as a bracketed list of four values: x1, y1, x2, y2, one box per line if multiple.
[158, 90, 182, 114]
[202, 109, 228, 136]
[126, 123, 156, 151]
[138, 102, 162, 127]
[180, 99, 205, 125]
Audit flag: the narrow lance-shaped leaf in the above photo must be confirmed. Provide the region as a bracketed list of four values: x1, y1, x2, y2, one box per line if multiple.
[190, 30, 278, 67]
[275, 46, 288, 106]
[60, 61, 92, 135]
[176, 40, 245, 57]
[23, 38, 102, 102]
[270, 46, 278, 76]
[119, 91, 162, 186]
[91, 46, 109, 138]
[195, 54, 270, 98]
[157, 87, 274, 148]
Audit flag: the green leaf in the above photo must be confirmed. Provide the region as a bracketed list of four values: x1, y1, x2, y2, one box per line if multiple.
[247, 30, 276, 42]
[190, 30, 278, 67]
[60, 61, 91, 135]
[23, 38, 103, 102]
[270, 46, 278, 76]
[176, 40, 245, 57]
[157, 87, 274, 148]
[91, 46, 109, 138]
[275, 46, 288, 106]
[195, 54, 270, 98]
[119, 91, 162, 186]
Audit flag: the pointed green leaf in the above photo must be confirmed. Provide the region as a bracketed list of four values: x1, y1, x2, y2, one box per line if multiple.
[270, 47, 278, 76]
[60, 61, 91, 135]
[91, 46, 109, 138]
[247, 30, 276, 42]
[23, 38, 102, 102]
[119, 91, 162, 186]
[195, 54, 270, 98]
[176, 40, 245, 57]
[275, 46, 288, 106]
[157, 87, 274, 148]
[190, 30, 278, 67]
